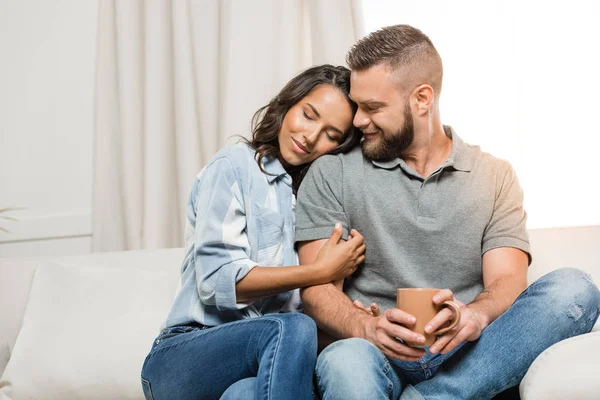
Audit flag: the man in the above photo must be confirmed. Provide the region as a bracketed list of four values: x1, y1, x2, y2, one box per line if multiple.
[295, 25, 600, 399]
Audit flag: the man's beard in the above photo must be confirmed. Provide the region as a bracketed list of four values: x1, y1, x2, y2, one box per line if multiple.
[362, 102, 414, 161]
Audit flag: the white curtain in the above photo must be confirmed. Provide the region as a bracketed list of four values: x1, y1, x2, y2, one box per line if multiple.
[93, 0, 364, 252]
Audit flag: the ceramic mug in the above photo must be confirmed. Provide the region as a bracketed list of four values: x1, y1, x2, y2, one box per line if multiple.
[396, 288, 462, 347]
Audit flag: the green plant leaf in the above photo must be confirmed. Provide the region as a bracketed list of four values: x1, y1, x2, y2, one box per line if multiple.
[0, 207, 26, 214]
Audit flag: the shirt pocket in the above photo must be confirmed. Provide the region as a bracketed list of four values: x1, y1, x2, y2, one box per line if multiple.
[253, 203, 285, 265]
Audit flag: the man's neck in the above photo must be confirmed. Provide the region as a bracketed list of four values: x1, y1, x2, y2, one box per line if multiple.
[401, 124, 452, 179]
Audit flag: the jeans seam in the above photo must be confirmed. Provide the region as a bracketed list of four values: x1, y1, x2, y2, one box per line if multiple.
[141, 377, 154, 400]
[263, 318, 284, 400]
[382, 358, 394, 398]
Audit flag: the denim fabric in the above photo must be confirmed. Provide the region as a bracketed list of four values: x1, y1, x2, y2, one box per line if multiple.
[141, 313, 317, 400]
[315, 268, 600, 400]
[165, 143, 301, 329]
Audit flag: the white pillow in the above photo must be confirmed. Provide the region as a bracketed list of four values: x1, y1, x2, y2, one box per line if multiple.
[0, 263, 177, 399]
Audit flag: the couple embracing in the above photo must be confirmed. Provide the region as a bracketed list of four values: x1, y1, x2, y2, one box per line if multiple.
[140, 25, 600, 400]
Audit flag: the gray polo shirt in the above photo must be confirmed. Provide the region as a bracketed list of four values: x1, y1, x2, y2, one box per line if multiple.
[295, 126, 530, 310]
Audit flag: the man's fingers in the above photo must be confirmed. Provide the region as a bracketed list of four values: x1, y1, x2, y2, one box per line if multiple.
[380, 315, 425, 345]
[370, 303, 381, 317]
[436, 326, 469, 355]
[440, 331, 466, 355]
[433, 288, 454, 304]
[353, 299, 373, 315]
[385, 308, 417, 327]
[429, 333, 452, 354]
[355, 255, 366, 266]
[378, 335, 426, 360]
[424, 307, 455, 334]
[353, 299, 367, 310]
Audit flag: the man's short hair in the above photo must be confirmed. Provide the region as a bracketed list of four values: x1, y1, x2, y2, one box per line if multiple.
[346, 25, 443, 97]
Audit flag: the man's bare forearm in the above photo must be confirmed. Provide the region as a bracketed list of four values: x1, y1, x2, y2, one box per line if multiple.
[301, 283, 369, 339]
[467, 274, 527, 329]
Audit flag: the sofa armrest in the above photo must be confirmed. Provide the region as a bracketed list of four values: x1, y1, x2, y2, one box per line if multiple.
[520, 330, 600, 399]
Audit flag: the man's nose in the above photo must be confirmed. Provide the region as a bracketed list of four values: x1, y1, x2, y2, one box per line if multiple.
[353, 109, 370, 129]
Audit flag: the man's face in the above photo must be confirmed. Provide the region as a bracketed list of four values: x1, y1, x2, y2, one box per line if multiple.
[350, 64, 414, 161]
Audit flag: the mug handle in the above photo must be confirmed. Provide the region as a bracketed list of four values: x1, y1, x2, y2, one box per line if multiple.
[431, 301, 462, 335]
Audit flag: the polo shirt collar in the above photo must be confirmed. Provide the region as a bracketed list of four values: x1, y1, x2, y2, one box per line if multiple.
[441, 126, 473, 172]
[370, 125, 473, 172]
[262, 154, 292, 185]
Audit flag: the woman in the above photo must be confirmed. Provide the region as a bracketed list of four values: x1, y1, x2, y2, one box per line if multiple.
[140, 65, 365, 400]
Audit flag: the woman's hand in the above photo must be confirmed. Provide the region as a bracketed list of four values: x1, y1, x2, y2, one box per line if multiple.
[314, 223, 366, 281]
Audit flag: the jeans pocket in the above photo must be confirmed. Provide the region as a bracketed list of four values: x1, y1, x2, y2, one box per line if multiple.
[141, 377, 154, 400]
[158, 325, 203, 342]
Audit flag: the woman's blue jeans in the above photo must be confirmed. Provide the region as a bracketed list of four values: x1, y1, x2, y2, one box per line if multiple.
[315, 268, 600, 400]
[140, 312, 317, 400]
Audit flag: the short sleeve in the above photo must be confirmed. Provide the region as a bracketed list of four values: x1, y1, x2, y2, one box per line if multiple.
[295, 155, 350, 242]
[482, 162, 531, 264]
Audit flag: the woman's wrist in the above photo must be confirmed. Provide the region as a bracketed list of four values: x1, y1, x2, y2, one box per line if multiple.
[305, 261, 331, 285]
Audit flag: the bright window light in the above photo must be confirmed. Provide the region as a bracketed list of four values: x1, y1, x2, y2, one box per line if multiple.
[361, 0, 600, 229]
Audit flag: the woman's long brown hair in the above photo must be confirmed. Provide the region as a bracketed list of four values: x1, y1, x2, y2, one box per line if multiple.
[242, 64, 362, 195]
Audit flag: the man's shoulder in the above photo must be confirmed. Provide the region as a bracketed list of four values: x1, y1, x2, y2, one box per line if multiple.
[310, 145, 364, 171]
[478, 149, 514, 175]
[464, 140, 514, 177]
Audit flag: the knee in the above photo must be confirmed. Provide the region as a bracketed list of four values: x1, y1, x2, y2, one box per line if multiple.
[221, 377, 256, 400]
[318, 338, 381, 368]
[268, 313, 317, 348]
[534, 268, 600, 324]
[283, 312, 317, 340]
[316, 338, 390, 398]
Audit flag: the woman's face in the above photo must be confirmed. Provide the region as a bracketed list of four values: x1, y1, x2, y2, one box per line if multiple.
[278, 84, 353, 168]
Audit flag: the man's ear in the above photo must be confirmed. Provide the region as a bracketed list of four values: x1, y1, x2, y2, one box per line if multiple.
[412, 84, 435, 116]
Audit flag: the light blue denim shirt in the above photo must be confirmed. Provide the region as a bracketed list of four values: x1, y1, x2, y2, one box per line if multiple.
[164, 143, 301, 328]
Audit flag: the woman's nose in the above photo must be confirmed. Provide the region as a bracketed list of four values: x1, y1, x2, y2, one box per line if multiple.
[303, 127, 321, 145]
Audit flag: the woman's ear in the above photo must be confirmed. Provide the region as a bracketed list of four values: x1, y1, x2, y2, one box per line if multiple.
[413, 84, 435, 116]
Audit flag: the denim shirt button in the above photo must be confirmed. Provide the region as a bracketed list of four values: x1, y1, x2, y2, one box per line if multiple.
[155, 339, 160, 344]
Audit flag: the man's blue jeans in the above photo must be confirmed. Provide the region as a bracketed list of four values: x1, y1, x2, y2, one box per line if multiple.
[315, 268, 600, 400]
[140, 312, 317, 400]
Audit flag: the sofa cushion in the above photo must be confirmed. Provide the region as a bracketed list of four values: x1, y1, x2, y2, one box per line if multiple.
[0, 248, 183, 377]
[0, 259, 38, 379]
[520, 330, 600, 398]
[0, 262, 178, 399]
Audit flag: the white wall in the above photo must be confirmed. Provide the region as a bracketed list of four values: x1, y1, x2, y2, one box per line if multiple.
[0, 0, 97, 257]
[1, 1, 598, 257]
[361, 0, 600, 229]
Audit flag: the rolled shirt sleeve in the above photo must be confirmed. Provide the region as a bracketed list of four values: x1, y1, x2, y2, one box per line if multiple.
[295, 155, 350, 242]
[192, 157, 258, 311]
[482, 161, 532, 264]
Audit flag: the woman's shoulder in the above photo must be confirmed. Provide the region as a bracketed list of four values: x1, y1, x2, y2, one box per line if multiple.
[193, 142, 261, 190]
[208, 142, 256, 168]
[198, 142, 256, 174]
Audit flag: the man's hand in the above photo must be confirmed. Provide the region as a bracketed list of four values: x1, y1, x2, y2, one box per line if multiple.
[353, 299, 380, 316]
[425, 289, 486, 354]
[363, 309, 428, 361]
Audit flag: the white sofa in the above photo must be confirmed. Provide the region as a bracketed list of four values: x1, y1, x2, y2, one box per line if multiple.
[0, 226, 598, 400]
